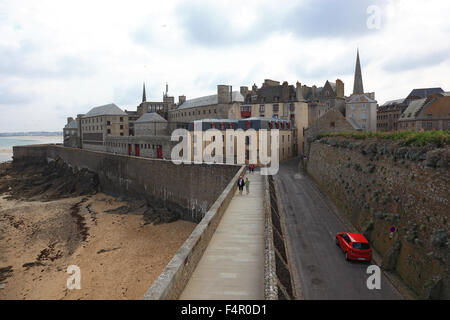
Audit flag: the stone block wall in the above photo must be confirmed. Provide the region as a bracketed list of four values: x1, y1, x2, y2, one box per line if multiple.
[307, 137, 449, 299]
[13, 145, 240, 222]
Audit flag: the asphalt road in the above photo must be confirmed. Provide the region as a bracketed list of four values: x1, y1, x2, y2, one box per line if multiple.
[274, 158, 401, 300]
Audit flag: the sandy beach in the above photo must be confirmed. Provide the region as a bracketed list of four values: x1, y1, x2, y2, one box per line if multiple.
[0, 193, 196, 299]
[0, 149, 11, 153]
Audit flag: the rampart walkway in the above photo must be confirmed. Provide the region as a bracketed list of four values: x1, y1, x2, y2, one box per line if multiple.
[179, 172, 265, 300]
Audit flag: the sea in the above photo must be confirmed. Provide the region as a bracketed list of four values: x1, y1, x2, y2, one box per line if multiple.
[0, 136, 63, 163]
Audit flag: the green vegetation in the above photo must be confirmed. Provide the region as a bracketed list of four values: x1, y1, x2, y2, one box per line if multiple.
[318, 130, 450, 147]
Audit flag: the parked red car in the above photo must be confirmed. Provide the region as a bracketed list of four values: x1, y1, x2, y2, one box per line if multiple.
[335, 232, 372, 262]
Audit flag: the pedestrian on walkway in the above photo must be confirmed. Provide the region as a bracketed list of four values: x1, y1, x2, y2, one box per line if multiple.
[237, 176, 245, 195]
[245, 177, 250, 194]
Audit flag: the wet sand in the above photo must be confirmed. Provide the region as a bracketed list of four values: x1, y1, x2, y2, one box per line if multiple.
[0, 193, 196, 300]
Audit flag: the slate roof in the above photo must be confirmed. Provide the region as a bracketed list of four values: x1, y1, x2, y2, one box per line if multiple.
[400, 98, 427, 120]
[135, 112, 167, 123]
[177, 92, 244, 110]
[406, 88, 444, 99]
[380, 99, 405, 107]
[191, 118, 238, 123]
[64, 119, 78, 129]
[83, 103, 126, 118]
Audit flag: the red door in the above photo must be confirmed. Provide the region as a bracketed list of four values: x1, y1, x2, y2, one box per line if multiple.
[157, 145, 163, 159]
[128, 144, 132, 155]
[135, 144, 140, 157]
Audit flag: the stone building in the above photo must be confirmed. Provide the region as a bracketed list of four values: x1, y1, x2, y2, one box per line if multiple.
[346, 50, 377, 131]
[125, 110, 139, 136]
[304, 108, 360, 155]
[377, 88, 446, 132]
[187, 117, 293, 165]
[134, 112, 168, 136]
[104, 135, 175, 159]
[137, 83, 176, 119]
[302, 79, 346, 114]
[63, 117, 79, 148]
[77, 103, 129, 151]
[168, 85, 244, 123]
[398, 93, 450, 131]
[403, 87, 444, 107]
[376, 99, 407, 132]
[240, 80, 309, 155]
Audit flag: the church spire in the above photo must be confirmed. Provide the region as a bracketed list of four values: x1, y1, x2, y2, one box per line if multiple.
[142, 82, 147, 103]
[353, 49, 364, 95]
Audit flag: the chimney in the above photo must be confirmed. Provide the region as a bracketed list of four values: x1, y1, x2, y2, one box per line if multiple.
[281, 81, 289, 101]
[179, 95, 186, 105]
[312, 85, 318, 98]
[240, 86, 249, 97]
[336, 79, 344, 98]
[296, 82, 305, 101]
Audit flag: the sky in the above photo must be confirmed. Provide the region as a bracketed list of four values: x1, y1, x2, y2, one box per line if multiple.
[0, 0, 449, 132]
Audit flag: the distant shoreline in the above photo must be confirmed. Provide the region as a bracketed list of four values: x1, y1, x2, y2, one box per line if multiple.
[0, 135, 62, 139]
[0, 149, 12, 153]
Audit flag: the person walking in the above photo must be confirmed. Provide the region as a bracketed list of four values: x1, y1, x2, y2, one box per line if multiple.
[245, 177, 250, 195]
[237, 176, 245, 195]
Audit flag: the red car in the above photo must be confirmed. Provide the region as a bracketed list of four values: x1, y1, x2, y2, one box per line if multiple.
[335, 232, 372, 262]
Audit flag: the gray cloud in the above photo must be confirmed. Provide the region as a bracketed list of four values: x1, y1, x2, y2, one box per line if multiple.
[382, 50, 450, 73]
[284, 0, 387, 39]
[0, 41, 94, 78]
[174, 0, 387, 47]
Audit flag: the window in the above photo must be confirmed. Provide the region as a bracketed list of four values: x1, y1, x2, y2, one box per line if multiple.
[120, 125, 124, 130]
[273, 104, 279, 112]
[107, 129, 111, 134]
[353, 243, 370, 250]
[330, 122, 335, 128]
[362, 113, 366, 119]
[260, 104, 265, 112]
[341, 234, 351, 243]
[120, 117, 123, 122]
[283, 104, 289, 117]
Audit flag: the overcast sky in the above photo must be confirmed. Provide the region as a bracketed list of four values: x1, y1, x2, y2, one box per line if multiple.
[1, 0, 449, 132]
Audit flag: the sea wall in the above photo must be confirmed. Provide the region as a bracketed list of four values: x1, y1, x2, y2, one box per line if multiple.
[307, 137, 449, 299]
[13, 145, 240, 222]
[143, 166, 246, 300]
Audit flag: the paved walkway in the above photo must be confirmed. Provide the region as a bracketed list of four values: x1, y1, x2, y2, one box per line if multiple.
[179, 172, 265, 300]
